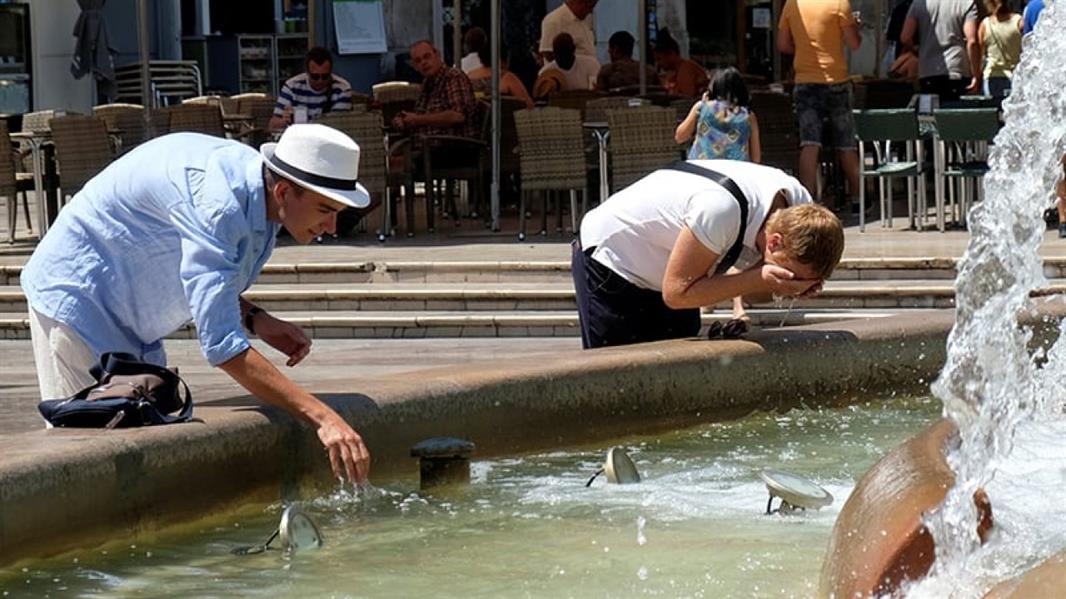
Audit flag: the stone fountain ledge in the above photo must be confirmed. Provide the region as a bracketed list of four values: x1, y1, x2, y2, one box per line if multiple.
[0, 305, 1056, 567]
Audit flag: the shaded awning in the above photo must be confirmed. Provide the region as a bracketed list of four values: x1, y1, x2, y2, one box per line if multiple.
[70, 0, 116, 100]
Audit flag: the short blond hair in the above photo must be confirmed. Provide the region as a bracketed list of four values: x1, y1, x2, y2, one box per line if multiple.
[765, 204, 844, 279]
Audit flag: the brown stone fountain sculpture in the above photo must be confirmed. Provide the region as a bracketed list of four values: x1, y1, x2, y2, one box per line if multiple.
[819, 419, 995, 597]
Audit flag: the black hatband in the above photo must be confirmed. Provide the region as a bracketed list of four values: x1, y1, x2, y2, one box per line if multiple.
[269, 152, 359, 190]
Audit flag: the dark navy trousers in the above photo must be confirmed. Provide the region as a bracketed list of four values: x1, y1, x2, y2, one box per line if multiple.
[571, 240, 701, 349]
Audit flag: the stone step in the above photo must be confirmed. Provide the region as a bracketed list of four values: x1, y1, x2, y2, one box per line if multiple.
[4, 257, 1063, 286]
[0, 308, 900, 340]
[2, 280, 1062, 313]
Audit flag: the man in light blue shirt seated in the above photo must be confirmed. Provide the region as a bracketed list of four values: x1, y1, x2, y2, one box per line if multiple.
[21, 124, 372, 484]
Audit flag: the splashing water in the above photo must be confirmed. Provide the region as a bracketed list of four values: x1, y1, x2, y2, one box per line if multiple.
[908, 3, 1066, 596]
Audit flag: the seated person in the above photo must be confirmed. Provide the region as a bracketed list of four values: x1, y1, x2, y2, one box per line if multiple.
[596, 31, 658, 91]
[572, 160, 843, 349]
[391, 40, 480, 140]
[538, 33, 601, 92]
[270, 46, 354, 131]
[654, 30, 710, 98]
[461, 27, 487, 74]
[468, 45, 535, 108]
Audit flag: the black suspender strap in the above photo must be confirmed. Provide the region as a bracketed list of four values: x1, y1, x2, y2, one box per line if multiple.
[661, 161, 750, 274]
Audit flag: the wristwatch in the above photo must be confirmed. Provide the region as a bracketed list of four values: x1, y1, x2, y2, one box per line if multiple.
[244, 306, 265, 335]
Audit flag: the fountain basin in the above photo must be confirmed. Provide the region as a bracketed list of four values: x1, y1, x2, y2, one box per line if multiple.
[0, 310, 957, 567]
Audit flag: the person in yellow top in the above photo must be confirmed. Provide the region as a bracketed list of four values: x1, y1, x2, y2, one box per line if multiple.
[978, 0, 1023, 98]
[777, 0, 863, 214]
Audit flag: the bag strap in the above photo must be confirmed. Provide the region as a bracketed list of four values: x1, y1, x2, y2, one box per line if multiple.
[661, 161, 750, 274]
[95, 352, 194, 423]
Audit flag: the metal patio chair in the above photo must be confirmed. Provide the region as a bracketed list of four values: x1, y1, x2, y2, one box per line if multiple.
[852, 109, 926, 232]
[932, 108, 1000, 230]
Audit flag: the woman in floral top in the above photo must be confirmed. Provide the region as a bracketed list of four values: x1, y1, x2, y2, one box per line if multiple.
[675, 67, 761, 163]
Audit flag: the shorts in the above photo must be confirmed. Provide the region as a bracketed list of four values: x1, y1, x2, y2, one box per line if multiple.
[793, 82, 857, 149]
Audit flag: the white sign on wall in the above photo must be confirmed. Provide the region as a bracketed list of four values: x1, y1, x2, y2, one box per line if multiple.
[333, 0, 387, 54]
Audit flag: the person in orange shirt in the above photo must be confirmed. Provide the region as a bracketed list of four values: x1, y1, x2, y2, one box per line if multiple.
[654, 30, 709, 98]
[777, 0, 863, 213]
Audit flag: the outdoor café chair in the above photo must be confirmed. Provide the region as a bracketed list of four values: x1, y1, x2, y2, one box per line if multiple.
[92, 103, 147, 152]
[932, 107, 1000, 231]
[605, 105, 683, 191]
[852, 108, 926, 232]
[514, 106, 588, 240]
[233, 93, 275, 147]
[49, 115, 113, 205]
[0, 121, 35, 242]
[315, 110, 388, 235]
[167, 103, 226, 138]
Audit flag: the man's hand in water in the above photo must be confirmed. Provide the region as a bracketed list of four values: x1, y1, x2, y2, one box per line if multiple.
[317, 412, 371, 484]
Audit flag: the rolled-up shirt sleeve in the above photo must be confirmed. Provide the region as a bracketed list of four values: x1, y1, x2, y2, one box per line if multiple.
[170, 169, 253, 366]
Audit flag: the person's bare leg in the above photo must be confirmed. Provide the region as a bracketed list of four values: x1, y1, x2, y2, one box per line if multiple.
[838, 148, 861, 205]
[799, 145, 821, 201]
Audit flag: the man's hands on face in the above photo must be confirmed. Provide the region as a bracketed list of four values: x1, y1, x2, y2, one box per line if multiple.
[317, 412, 371, 484]
[254, 312, 312, 367]
[760, 264, 822, 297]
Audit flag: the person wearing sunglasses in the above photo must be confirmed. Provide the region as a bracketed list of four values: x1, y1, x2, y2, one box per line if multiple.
[270, 46, 354, 132]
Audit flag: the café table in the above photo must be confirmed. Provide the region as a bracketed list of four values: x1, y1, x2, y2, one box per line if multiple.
[10, 130, 56, 237]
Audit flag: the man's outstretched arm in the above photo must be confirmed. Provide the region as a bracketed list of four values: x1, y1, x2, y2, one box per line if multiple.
[218, 346, 370, 484]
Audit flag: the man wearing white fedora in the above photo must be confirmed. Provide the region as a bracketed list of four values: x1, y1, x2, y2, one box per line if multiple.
[21, 124, 372, 484]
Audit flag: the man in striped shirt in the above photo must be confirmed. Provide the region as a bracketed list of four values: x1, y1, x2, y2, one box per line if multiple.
[270, 46, 354, 131]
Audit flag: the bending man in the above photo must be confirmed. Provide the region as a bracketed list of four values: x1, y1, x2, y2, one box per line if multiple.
[573, 160, 844, 348]
[22, 124, 372, 483]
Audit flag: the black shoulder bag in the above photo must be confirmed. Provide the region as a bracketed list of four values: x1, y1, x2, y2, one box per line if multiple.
[662, 160, 750, 274]
[38, 352, 193, 429]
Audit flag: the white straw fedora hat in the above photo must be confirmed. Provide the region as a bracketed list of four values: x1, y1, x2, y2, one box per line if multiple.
[260, 123, 370, 209]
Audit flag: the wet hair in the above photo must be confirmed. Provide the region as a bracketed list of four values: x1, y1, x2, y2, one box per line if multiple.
[708, 67, 750, 108]
[608, 31, 635, 58]
[552, 33, 576, 70]
[306, 46, 333, 68]
[765, 204, 845, 280]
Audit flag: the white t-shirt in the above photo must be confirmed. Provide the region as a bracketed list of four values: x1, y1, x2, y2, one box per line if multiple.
[539, 3, 596, 57]
[539, 55, 602, 90]
[461, 52, 483, 74]
[580, 160, 813, 291]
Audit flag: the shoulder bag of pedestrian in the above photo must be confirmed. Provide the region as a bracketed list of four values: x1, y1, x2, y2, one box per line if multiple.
[38, 352, 193, 429]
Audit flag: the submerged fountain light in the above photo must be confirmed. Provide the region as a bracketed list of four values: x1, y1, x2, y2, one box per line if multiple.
[585, 447, 641, 486]
[759, 469, 833, 514]
[230, 506, 324, 556]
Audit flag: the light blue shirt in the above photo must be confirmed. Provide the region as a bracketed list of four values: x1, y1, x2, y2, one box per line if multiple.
[21, 133, 281, 367]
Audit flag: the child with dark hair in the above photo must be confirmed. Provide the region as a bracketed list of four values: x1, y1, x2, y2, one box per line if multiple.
[674, 67, 763, 332]
[675, 67, 761, 163]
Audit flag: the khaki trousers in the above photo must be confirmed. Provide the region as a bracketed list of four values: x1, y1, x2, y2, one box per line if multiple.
[28, 307, 97, 402]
